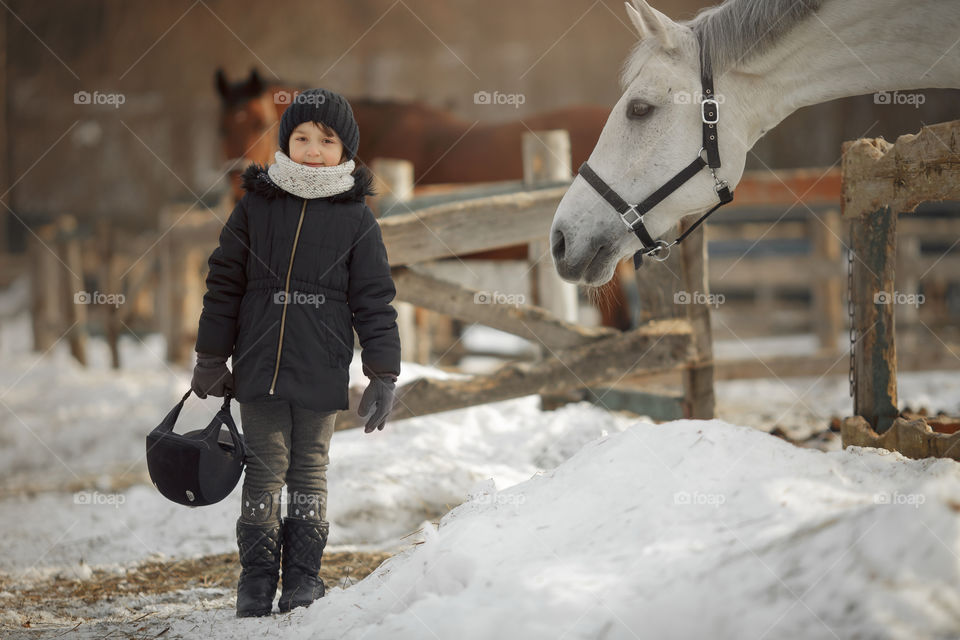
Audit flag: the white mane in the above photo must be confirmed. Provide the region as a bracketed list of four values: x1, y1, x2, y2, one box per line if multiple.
[619, 0, 824, 89]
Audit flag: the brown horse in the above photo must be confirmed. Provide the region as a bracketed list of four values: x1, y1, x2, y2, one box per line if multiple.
[215, 69, 631, 330]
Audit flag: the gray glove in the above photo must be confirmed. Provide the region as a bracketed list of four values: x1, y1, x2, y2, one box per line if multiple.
[358, 375, 396, 433]
[190, 351, 234, 398]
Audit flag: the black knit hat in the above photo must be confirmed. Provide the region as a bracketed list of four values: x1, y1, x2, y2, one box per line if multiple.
[278, 88, 360, 161]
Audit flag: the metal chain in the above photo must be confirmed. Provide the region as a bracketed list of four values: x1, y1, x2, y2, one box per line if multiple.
[847, 230, 857, 399]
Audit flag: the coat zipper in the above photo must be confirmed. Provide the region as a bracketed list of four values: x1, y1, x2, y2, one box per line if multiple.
[269, 199, 308, 395]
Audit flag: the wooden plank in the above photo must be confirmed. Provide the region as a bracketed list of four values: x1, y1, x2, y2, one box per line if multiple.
[732, 167, 842, 207]
[334, 318, 693, 429]
[392, 265, 617, 350]
[898, 217, 960, 240]
[378, 186, 566, 266]
[621, 343, 960, 385]
[841, 120, 960, 220]
[708, 255, 839, 288]
[705, 220, 808, 242]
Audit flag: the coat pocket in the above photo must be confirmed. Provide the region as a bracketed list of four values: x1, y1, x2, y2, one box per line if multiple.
[325, 302, 355, 368]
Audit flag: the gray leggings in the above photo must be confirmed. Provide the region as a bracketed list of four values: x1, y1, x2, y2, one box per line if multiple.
[238, 397, 337, 526]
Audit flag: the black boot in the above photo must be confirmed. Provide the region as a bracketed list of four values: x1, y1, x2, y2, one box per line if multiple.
[278, 517, 329, 612]
[236, 518, 281, 617]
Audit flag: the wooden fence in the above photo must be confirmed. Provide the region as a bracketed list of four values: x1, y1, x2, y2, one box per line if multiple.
[838, 119, 960, 460]
[12, 123, 960, 433]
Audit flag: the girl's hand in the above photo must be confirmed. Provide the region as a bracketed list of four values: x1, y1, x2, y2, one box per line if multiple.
[358, 376, 396, 433]
[191, 352, 234, 398]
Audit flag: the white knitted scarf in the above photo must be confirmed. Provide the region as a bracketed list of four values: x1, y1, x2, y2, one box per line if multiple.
[267, 150, 356, 199]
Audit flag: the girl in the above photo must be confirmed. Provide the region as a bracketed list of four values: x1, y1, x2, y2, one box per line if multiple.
[190, 88, 401, 617]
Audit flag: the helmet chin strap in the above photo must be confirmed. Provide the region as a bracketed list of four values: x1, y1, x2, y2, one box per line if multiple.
[576, 30, 734, 270]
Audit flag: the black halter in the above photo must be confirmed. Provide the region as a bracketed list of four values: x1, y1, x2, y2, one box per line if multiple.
[577, 34, 734, 269]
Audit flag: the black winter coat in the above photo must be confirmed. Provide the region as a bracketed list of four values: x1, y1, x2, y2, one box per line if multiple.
[195, 162, 401, 412]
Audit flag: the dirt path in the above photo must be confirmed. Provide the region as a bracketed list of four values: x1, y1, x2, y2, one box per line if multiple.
[0, 549, 394, 638]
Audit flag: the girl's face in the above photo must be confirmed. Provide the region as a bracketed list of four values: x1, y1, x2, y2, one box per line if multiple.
[288, 122, 345, 167]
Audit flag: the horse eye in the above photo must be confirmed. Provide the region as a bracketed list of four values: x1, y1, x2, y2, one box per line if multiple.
[627, 99, 652, 119]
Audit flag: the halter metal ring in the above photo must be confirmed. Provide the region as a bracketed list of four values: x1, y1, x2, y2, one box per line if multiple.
[648, 240, 673, 262]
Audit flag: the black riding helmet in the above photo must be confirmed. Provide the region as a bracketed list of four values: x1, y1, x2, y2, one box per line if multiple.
[146, 389, 246, 507]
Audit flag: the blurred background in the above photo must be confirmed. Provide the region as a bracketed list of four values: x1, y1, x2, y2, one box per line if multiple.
[0, 0, 958, 449]
[2, 0, 958, 237]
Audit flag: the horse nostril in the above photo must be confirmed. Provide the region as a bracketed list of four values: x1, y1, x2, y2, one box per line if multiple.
[551, 228, 565, 262]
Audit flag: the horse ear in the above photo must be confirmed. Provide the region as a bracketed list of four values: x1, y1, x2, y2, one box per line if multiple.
[215, 68, 229, 98]
[249, 68, 263, 94]
[624, 0, 679, 50]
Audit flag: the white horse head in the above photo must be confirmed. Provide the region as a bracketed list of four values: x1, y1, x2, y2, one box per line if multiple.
[550, 0, 754, 286]
[550, 0, 960, 286]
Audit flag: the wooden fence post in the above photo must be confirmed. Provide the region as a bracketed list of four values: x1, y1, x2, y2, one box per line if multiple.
[30, 223, 61, 352]
[158, 210, 189, 365]
[371, 158, 422, 363]
[850, 209, 899, 433]
[58, 215, 87, 366]
[678, 218, 715, 419]
[810, 208, 843, 352]
[95, 219, 123, 368]
[522, 130, 582, 410]
[833, 122, 960, 436]
[522, 130, 578, 323]
[629, 217, 715, 419]
[370, 158, 414, 218]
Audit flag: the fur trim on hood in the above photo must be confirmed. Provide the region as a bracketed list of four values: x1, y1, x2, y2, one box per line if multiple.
[240, 161, 376, 203]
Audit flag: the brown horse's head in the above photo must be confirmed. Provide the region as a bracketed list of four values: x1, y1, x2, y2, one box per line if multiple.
[215, 68, 300, 203]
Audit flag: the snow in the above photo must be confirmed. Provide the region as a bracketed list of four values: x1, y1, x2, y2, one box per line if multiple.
[277, 424, 960, 640]
[2, 275, 960, 638]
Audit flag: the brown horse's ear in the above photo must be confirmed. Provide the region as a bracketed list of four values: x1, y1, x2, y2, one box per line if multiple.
[215, 68, 229, 99]
[249, 68, 263, 95]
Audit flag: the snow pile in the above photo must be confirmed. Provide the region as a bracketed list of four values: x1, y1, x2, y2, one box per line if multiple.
[149, 419, 960, 640]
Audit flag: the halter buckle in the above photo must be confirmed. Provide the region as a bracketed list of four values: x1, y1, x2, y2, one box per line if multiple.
[700, 98, 719, 125]
[619, 204, 643, 230]
[709, 166, 728, 192]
